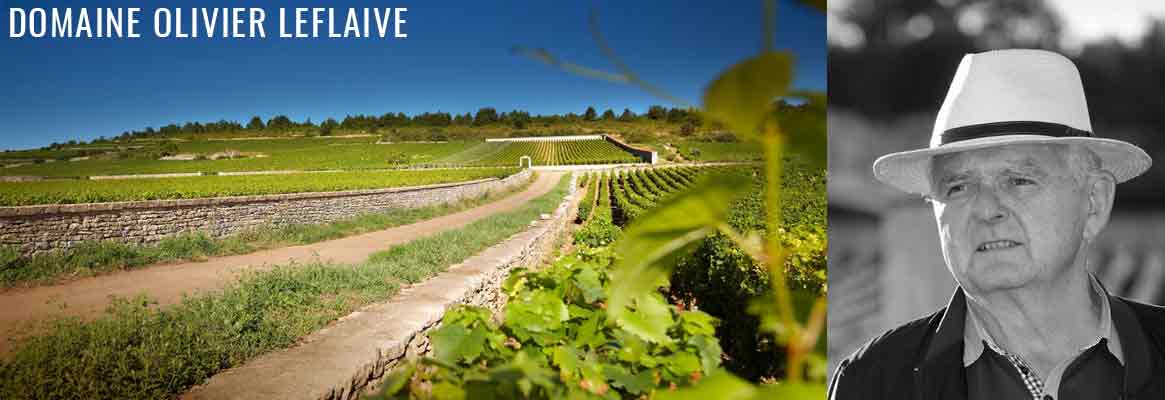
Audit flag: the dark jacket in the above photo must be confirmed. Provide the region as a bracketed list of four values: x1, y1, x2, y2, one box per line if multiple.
[829, 289, 1165, 400]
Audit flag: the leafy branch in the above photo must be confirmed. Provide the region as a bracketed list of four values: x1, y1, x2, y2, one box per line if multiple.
[513, 0, 828, 396]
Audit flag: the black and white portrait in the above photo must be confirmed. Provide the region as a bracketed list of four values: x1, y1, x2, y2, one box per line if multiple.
[826, 1, 1165, 398]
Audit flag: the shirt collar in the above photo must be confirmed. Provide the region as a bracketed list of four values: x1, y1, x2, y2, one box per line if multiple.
[960, 274, 1123, 367]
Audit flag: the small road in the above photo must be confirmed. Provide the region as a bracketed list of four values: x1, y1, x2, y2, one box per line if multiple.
[0, 171, 565, 356]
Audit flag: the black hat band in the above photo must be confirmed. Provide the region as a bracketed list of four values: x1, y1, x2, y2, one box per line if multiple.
[940, 121, 1093, 146]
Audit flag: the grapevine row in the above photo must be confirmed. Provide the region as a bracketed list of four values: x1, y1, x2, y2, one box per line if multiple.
[573, 172, 620, 247]
[608, 167, 704, 225]
[575, 173, 596, 222]
[465, 139, 640, 166]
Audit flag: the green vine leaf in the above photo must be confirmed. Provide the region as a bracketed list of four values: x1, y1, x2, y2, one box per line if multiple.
[702, 52, 793, 140]
[688, 335, 723, 374]
[603, 364, 655, 394]
[365, 361, 415, 399]
[656, 370, 757, 399]
[753, 382, 827, 399]
[608, 172, 750, 329]
[551, 346, 581, 381]
[618, 292, 675, 345]
[430, 323, 488, 365]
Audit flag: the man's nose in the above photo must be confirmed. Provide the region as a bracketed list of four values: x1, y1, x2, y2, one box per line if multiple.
[972, 185, 1008, 223]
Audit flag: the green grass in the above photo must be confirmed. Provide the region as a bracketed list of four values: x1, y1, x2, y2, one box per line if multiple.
[0, 173, 571, 399]
[435, 142, 507, 164]
[676, 141, 763, 162]
[0, 168, 517, 206]
[0, 174, 535, 288]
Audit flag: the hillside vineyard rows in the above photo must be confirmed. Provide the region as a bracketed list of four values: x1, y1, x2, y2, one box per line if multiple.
[466, 140, 641, 166]
[0, 138, 643, 178]
[374, 162, 827, 397]
[0, 137, 651, 206]
[0, 168, 518, 206]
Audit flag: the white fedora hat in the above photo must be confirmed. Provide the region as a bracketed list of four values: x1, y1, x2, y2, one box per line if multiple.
[872, 49, 1152, 195]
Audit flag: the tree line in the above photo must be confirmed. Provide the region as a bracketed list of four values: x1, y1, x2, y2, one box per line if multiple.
[101, 106, 704, 142]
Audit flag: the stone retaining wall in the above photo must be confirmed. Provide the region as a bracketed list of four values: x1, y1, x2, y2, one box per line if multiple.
[0, 169, 533, 255]
[602, 135, 658, 164]
[325, 178, 580, 400]
[183, 173, 579, 400]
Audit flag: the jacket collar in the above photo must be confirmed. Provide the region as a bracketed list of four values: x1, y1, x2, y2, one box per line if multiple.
[922, 288, 967, 366]
[1110, 294, 1154, 395]
[913, 289, 969, 400]
[962, 275, 1123, 367]
[916, 286, 1160, 399]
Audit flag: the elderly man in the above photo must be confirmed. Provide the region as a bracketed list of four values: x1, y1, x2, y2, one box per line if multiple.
[829, 49, 1165, 399]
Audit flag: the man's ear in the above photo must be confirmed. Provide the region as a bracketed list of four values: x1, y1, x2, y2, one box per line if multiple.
[1083, 171, 1116, 241]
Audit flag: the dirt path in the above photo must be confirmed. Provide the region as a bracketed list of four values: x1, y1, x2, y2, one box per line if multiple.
[0, 171, 565, 356]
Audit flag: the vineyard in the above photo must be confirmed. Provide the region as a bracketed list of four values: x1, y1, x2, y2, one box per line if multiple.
[0, 168, 518, 206]
[586, 163, 826, 378]
[1, 137, 644, 178]
[376, 162, 827, 397]
[372, 247, 723, 399]
[675, 142, 763, 162]
[0, 138, 476, 177]
[444, 139, 642, 166]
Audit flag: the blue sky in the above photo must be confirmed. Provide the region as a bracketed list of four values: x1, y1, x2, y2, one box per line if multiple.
[0, 0, 825, 150]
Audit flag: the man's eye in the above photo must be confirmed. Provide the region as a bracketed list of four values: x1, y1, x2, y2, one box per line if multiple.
[1010, 177, 1036, 186]
[946, 184, 967, 197]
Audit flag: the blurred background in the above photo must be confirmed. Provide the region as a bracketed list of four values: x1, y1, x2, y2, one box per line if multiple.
[826, 0, 1165, 377]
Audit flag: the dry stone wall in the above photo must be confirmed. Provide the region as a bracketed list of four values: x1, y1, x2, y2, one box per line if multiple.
[338, 178, 579, 400]
[182, 173, 579, 400]
[0, 169, 533, 255]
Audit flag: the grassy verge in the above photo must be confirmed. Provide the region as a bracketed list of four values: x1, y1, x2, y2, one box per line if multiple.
[0, 173, 570, 399]
[0, 173, 535, 288]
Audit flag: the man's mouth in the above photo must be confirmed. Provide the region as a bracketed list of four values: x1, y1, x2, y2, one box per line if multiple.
[976, 240, 1022, 252]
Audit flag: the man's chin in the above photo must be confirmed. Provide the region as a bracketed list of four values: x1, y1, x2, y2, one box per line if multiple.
[962, 263, 1037, 293]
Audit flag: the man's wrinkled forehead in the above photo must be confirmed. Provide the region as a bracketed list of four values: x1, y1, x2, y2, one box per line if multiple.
[928, 144, 1066, 185]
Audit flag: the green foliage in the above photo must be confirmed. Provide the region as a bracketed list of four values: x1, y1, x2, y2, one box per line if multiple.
[647, 105, 667, 120]
[320, 118, 340, 136]
[677, 142, 763, 162]
[778, 91, 827, 169]
[606, 171, 749, 348]
[597, 164, 824, 381]
[654, 371, 825, 400]
[0, 168, 517, 206]
[0, 175, 572, 399]
[474, 107, 500, 125]
[374, 247, 723, 399]
[573, 173, 620, 248]
[702, 53, 792, 140]
[497, 1, 827, 396]
[584, 106, 598, 121]
[246, 116, 265, 130]
[576, 174, 596, 222]
[667, 162, 825, 380]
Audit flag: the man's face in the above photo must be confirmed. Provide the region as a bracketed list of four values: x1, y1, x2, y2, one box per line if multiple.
[928, 144, 1091, 294]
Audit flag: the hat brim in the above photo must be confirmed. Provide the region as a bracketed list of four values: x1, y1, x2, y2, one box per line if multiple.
[872, 135, 1153, 195]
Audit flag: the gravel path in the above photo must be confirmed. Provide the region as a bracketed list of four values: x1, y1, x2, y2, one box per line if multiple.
[0, 171, 564, 356]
